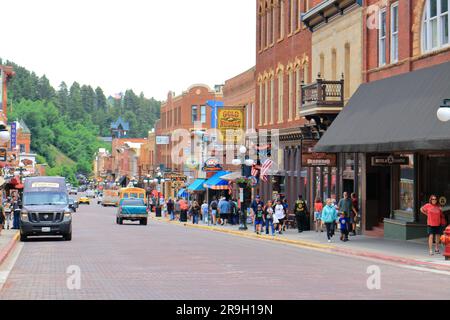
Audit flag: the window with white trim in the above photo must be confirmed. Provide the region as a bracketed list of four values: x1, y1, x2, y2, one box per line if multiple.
[200, 105, 206, 123]
[422, 0, 449, 52]
[391, 2, 399, 63]
[379, 8, 387, 66]
[278, 72, 284, 122]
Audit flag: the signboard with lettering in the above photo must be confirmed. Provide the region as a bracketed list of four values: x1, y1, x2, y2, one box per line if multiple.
[371, 155, 410, 166]
[202, 157, 223, 172]
[10, 122, 17, 151]
[156, 136, 170, 145]
[301, 139, 337, 167]
[302, 153, 337, 167]
[0, 148, 6, 162]
[217, 107, 245, 141]
[0, 69, 3, 111]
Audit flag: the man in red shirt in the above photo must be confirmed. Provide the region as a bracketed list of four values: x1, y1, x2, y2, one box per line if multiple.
[421, 195, 445, 256]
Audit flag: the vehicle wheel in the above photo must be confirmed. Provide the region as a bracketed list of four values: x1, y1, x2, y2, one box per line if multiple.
[140, 218, 148, 226]
[20, 233, 27, 242]
[64, 233, 72, 241]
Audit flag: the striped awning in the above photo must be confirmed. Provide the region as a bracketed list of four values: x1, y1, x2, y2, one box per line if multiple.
[203, 171, 231, 190]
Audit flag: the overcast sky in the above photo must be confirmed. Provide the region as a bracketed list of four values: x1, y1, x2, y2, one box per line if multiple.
[1, 0, 256, 101]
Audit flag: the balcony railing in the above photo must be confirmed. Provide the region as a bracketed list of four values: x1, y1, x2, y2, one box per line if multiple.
[301, 77, 344, 117]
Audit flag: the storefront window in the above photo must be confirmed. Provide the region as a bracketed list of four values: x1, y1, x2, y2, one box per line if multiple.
[315, 167, 321, 199]
[331, 167, 337, 200]
[399, 154, 415, 212]
[427, 154, 450, 213]
[323, 167, 329, 201]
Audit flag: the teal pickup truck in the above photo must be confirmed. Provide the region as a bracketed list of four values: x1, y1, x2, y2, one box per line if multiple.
[116, 198, 149, 226]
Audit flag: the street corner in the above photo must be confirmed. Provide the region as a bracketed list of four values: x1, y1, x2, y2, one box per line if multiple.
[0, 231, 20, 267]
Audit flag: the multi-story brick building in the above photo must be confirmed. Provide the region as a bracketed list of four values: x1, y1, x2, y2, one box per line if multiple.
[255, 0, 325, 209]
[111, 138, 147, 186]
[138, 129, 156, 180]
[316, 0, 450, 240]
[157, 84, 223, 177]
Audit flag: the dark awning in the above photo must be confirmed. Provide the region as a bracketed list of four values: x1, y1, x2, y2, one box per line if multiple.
[315, 61, 450, 153]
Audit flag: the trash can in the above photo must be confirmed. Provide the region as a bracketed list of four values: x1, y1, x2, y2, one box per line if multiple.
[180, 210, 188, 222]
[156, 206, 162, 217]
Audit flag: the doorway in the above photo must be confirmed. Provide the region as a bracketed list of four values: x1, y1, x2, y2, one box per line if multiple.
[366, 157, 391, 230]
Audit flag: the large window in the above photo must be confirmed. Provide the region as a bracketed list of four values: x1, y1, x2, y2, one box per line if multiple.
[379, 8, 387, 66]
[200, 105, 206, 123]
[191, 105, 198, 123]
[423, 0, 450, 52]
[391, 2, 399, 63]
[399, 154, 415, 212]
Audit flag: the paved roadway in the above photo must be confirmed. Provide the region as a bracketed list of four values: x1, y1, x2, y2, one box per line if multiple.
[1, 196, 450, 300]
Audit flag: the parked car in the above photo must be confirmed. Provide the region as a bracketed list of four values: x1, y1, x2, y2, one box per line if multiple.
[97, 193, 103, 204]
[116, 198, 149, 225]
[69, 187, 78, 195]
[102, 190, 120, 207]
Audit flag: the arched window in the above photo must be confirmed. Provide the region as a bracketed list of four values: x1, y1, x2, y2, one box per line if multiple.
[422, 0, 449, 52]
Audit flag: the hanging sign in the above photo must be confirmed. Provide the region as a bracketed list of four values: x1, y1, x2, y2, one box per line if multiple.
[371, 155, 410, 166]
[202, 157, 223, 172]
[217, 107, 245, 142]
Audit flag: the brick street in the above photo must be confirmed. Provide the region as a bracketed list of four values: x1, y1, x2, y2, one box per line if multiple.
[1, 200, 450, 300]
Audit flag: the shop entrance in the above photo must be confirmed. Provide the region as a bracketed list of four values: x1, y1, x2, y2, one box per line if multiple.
[366, 158, 391, 231]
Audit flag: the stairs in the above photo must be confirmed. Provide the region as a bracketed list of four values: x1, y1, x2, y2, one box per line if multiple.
[365, 223, 384, 238]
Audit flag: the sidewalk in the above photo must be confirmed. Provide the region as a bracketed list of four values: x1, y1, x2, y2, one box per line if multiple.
[0, 230, 19, 266]
[153, 214, 450, 272]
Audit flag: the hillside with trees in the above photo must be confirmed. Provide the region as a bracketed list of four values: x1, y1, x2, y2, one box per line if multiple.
[1, 58, 161, 184]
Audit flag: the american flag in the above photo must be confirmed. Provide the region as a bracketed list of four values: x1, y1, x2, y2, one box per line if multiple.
[260, 159, 274, 182]
[251, 164, 260, 177]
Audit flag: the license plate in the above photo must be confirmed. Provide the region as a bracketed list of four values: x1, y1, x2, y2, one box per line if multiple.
[41, 227, 51, 233]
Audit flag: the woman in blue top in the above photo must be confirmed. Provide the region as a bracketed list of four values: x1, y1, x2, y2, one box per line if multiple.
[321, 198, 338, 243]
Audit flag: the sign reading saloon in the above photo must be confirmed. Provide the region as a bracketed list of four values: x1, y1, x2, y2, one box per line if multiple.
[301, 139, 337, 167]
[371, 155, 410, 166]
[302, 153, 337, 167]
[217, 107, 245, 141]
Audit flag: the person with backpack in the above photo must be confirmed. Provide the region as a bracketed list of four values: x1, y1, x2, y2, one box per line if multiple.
[229, 198, 238, 225]
[294, 195, 309, 233]
[210, 197, 218, 225]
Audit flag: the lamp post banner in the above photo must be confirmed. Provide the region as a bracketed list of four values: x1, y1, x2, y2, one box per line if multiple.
[10, 122, 17, 151]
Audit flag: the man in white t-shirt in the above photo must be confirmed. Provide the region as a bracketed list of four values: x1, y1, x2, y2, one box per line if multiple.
[274, 200, 286, 235]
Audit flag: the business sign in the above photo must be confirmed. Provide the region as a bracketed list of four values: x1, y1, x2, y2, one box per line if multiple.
[156, 136, 170, 145]
[217, 107, 245, 141]
[202, 157, 223, 172]
[302, 153, 337, 167]
[9, 122, 17, 151]
[0, 69, 3, 111]
[0, 148, 6, 162]
[371, 155, 410, 166]
[301, 139, 337, 167]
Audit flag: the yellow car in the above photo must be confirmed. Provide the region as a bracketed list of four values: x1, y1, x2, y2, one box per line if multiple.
[78, 197, 90, 205]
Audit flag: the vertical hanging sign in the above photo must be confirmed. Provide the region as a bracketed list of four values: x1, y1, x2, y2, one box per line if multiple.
[10, 122, 17, 151]
[0, 69, 3, 112]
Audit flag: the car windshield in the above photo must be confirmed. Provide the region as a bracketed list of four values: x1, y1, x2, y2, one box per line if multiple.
[121, 200, 145, 206]
[24, 192, 68, 206]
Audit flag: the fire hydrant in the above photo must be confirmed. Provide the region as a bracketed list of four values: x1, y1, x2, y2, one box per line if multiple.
[440, 225, 450, 261]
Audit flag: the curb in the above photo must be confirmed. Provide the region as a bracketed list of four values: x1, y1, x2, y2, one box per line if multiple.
[154, 217, 450, 272]
[0, 232, 20, 266]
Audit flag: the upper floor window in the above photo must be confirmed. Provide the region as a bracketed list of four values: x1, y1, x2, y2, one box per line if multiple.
[391, 2, 399, 63]
[200, 105, 207, 123]
[192, 105, 198, 123]
[379, 8, 387, 66]
[422, 0, 449, 52]
[20, 144, 26, 153]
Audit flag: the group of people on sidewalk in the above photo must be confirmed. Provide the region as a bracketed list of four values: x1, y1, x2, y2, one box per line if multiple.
[0, 194, 23, 236]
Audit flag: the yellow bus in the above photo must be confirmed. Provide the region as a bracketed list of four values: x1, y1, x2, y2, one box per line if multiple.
[119, 187, 146, 201]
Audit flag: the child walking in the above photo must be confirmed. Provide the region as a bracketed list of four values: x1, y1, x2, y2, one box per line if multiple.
[339, 212, 350, 242]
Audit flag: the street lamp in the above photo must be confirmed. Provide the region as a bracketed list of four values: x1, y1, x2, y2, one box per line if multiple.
[437, 99, 450, 122]
[232, 145, 255, 231]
